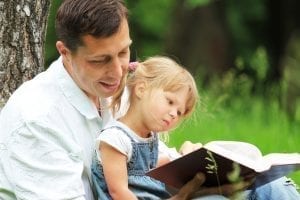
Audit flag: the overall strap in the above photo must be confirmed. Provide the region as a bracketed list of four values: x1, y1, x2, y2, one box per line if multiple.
[101, 125, 136, 142]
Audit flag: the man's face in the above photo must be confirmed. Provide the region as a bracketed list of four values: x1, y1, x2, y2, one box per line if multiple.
[61, 19, 132, 100]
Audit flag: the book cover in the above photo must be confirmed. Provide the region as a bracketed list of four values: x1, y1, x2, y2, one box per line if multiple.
[146, 141, 300, 189]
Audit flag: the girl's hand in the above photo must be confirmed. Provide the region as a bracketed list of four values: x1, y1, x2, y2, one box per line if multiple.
[179, 141, 202, 155]
[157, 155, 171, 167]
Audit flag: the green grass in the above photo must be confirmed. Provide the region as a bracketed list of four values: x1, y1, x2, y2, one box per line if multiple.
[167, 94, 300, 186]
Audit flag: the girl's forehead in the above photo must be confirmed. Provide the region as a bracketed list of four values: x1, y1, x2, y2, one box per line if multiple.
[149, 86, 189, 99]
[164, 85, 190, 94]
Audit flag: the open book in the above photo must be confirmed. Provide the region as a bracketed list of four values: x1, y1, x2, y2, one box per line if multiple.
[146, 141, 300, 189]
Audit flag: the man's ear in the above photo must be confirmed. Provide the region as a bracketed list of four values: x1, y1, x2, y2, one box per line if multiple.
[56, 41, 71, 62]
[134, 81, 147, 99]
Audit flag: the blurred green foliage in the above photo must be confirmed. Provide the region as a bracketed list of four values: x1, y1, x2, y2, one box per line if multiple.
[125, 0, 174, 58]
[44, 0, 300, 187]
[185, 0, 214, 8]
[226, 0, 267, 61]
[45, 0, 61, 67]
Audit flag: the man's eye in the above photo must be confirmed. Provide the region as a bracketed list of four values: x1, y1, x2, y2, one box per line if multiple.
[89, 58, 110, 65]
[120, 51, 128, 55]
[120, 48, 130, 55]
[93, 59, 106, 63]
[91, 60, 105, 64]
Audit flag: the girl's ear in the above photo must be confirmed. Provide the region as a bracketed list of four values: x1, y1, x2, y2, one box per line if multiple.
[134, 81, 146, 99]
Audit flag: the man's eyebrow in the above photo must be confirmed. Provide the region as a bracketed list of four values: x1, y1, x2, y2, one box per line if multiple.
[124, 40, 132, 49]
[87, 40, 132, 59]
[87, 55, 108, 60]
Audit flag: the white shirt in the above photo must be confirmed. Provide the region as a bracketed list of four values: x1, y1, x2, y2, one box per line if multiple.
[0, 57, 112, 200]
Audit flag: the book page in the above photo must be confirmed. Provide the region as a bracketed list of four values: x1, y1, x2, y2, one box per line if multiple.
[263, 153, 300, 165]
[204, 141, 269, 172]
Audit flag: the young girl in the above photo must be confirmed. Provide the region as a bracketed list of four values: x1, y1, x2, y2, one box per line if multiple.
[91, 56, 199, 200]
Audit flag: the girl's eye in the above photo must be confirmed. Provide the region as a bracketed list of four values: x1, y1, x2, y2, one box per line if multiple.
[167, 99, 173, 105]
[177, 110, 182, 116]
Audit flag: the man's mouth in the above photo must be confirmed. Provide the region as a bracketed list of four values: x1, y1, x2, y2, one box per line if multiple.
[99, 81, 120, 91]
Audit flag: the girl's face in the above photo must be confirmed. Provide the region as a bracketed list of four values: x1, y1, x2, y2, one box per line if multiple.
[141, 86, 190, 133]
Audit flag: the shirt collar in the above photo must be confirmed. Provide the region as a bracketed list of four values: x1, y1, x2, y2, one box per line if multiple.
[55, 57, 100, 119]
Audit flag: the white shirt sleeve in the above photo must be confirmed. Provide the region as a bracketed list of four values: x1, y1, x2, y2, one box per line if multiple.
[96, 128, 132, 162]
[6, 121, 86, 200]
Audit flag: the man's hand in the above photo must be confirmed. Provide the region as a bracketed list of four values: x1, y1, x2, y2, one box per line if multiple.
[169, 172, 253, 200]
[171, 172, 206, 200]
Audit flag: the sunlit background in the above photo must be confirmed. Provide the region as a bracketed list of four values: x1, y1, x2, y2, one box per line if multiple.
[45, 0, 300, 185]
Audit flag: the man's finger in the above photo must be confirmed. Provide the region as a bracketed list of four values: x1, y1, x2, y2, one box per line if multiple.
[191, 180, 253, 198]
[176, 172, 206, 200]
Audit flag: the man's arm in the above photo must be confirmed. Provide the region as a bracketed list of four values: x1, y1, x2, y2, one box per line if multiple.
[5, 121, 86, 200]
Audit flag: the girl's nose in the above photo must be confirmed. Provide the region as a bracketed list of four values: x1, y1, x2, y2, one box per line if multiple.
[169, 110, 176, 119]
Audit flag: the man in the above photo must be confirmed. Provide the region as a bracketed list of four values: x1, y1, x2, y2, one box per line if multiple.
[0, 0, 299, 199]
[0, 0, 131, 199]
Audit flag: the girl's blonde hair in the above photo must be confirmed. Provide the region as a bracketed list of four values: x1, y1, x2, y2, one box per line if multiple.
[112, 56, 199, 118]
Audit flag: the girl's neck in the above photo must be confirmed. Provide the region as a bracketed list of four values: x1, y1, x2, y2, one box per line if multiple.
[119, 114, 151, 138]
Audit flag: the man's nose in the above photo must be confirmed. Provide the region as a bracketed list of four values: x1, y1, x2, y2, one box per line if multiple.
[110, 58, 123, 77]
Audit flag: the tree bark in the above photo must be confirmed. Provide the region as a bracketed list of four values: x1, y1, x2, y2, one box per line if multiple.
[0, 0, 51, 108]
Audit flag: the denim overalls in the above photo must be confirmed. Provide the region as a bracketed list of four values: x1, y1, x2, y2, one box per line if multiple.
[91, 126, 171, 200]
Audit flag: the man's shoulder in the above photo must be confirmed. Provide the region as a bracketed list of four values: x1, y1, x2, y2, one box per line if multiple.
[2, 75, 64, 122]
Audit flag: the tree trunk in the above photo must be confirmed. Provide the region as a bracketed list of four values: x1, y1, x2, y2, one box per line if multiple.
[0, 0, 51, 108]
[165, 0, 232, 84]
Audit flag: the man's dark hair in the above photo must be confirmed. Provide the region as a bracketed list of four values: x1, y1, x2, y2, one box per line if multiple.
[55, 0, 128, 52]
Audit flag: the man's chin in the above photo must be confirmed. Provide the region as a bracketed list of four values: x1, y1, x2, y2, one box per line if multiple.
[96, 85, 120, 98]
[96, 90, 117, 99]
